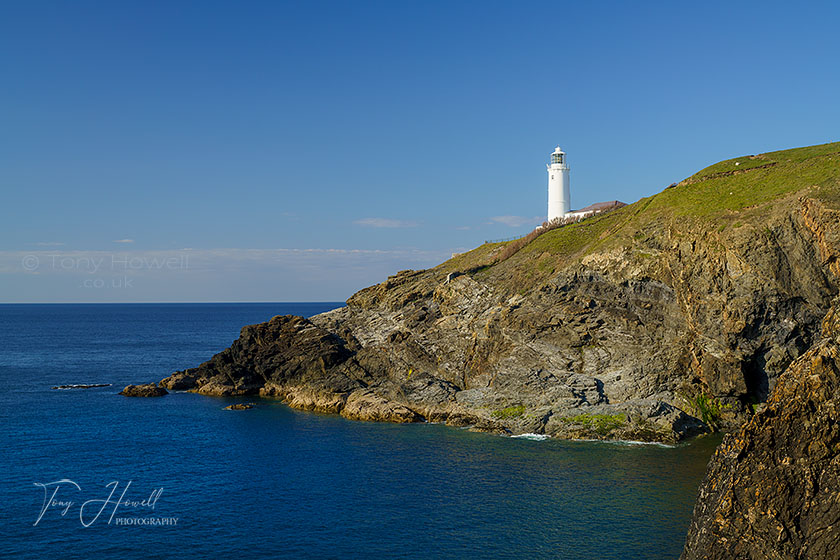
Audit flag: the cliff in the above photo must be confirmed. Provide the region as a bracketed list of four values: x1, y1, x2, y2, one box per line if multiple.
[160, 141, 840, 444]
[681, 303, 840, 558]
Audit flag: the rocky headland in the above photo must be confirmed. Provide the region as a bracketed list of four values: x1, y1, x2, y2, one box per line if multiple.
[158, 142, 840, 450]
[148, 141, 840, 556]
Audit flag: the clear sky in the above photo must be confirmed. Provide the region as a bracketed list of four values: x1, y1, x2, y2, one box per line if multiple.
[2, 1, 839, 302]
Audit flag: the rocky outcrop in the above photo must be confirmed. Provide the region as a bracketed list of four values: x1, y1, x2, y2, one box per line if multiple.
[160, 315, 355, 397]
[681, 304, 840, 559]
[153, 139, 840, 444]
[155, 194, 840, 443]
[119, 383, 168, 397]
[340, 390, 424, 423]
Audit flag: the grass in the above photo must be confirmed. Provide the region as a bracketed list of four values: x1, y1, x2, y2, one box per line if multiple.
[656, 141, 840, 219]
[685, 155, 774, 179]
[562, 413, 626, 436]
[685, 141, 840, 182]
[492, 405, 526, 419]
[683, 393, 731, 430]
[543, 142, 838, 251]
[439, 242, 506, 275]
[435, 140, 840, 293]
[523, 211, 623, 256]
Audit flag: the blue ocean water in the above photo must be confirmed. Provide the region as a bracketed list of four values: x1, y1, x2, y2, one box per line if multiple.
[0, 303, 718, 559]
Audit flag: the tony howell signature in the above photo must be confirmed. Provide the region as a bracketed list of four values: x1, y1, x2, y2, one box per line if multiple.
[33, 479, 177, 527]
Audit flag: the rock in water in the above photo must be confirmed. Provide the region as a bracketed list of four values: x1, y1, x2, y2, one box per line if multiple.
[119, 383, 168, 397]
[681, 306, 840, 559]
[52, 383, 111, 389]
[223, 403, 255, 410]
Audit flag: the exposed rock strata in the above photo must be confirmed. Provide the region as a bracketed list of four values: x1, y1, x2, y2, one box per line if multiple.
[681, 304, 840, 559]
[159, 196, 840, 443]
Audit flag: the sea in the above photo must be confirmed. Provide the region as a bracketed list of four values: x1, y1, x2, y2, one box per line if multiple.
[0, 303, 720, 559]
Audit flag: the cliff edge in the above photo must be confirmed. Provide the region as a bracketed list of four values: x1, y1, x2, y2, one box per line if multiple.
[160, 141, 840, 444]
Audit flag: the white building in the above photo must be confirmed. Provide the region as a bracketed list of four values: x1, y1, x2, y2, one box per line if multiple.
[547, 146, 571, 221]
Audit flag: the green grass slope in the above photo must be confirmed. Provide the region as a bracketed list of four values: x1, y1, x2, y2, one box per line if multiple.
[441, 141, 840, 284]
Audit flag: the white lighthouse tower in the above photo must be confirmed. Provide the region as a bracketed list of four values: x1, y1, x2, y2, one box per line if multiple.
[547, 146, 570, 221]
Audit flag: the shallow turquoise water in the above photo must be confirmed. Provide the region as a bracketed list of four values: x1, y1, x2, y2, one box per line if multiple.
[0, 303, 718, 559]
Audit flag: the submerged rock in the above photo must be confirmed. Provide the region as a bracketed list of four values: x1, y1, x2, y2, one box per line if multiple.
[224, 403, 255, 410]
[119, 383, 168, 397]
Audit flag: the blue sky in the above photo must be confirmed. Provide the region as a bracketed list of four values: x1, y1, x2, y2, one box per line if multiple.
[2, 1, 839, 302]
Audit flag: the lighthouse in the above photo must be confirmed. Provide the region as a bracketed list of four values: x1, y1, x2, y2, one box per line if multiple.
[547, 146, 570, 221]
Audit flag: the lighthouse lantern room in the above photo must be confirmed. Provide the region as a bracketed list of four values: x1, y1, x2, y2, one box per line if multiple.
[547, 146, 571, 221]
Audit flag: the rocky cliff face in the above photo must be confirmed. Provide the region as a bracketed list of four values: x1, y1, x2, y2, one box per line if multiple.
[681, 304, 840, 559]
[160, 143, 840, 444]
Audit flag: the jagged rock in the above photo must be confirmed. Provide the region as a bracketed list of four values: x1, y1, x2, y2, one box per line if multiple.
[469, 418, 511, 435]
[159, 315, 356, 397]
[277, 386, 348, 414]
[119, 383, 168, 397]
[681, 305, 840, 559]
[340, 390, 424, 423]
[443, 410, 482, 427]
[543, 400, 706, 443]
[154, 146, 840, 444]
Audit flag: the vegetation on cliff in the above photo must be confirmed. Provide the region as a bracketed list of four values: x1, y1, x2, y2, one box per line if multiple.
[444, 141, 840, 289]
[149, 141, 840, 558]
[159, 141, 840, 445]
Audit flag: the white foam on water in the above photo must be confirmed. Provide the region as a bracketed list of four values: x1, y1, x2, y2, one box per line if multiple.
[575, 437, 677, 448]
[52, 383, 113, 390]
[615, 439, 677, 448]
[511, 433, 551, 441]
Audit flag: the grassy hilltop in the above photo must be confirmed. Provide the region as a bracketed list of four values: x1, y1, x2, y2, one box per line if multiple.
[441, 141, 840, 288]
[161, 140, 840, 445]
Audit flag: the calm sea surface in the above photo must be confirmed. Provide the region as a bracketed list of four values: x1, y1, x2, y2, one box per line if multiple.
[0, 303, 719, 559]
